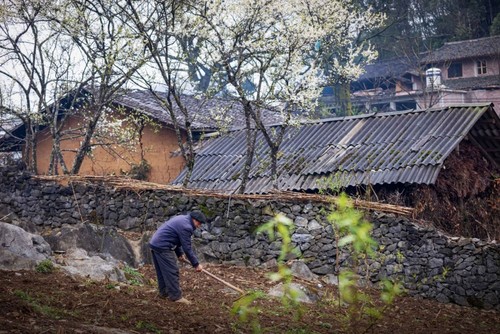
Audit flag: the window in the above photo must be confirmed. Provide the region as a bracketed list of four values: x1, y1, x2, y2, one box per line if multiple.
[448, 62, 462, 78]
[477, 60, 487, 75]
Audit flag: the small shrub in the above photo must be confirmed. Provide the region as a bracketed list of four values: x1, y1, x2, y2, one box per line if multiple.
[105, 283, 118, 290]
[231, 214, 303, 333]
[135, 320, 161, 333]
[127, 159, 151, 181]
[36, 259, 55, 274]
[123, 265, 144, 286]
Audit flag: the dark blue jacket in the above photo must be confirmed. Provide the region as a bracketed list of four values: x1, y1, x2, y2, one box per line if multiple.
[149, 214, 199, 267]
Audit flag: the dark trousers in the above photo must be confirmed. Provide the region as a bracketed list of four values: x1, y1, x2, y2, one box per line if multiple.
[150, 248, 181, 301]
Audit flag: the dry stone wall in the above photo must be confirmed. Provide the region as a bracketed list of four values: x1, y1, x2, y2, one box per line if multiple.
[0, 166, 498, 310]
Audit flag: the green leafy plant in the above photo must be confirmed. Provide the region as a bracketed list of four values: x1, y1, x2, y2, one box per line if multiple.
[231, 214, 302, 333]
[326, 193, 403, 332]
[230, 291, 266, 333]
[123, 265, 144, 286]
[135, 320, 161, 333]
[35, 259, 55, 274]
[318, 172, 347, 196]
[256, 214, 302, 315]
[105, 282, 118, 290]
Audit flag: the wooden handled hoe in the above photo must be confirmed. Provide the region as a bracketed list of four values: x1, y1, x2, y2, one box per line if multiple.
[181, 258, 245, 295]
[199, 267, 245, 295]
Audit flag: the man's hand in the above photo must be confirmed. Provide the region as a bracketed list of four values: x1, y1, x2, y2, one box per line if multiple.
[195, 264, 203, 272]
[178, 254, 187, 263]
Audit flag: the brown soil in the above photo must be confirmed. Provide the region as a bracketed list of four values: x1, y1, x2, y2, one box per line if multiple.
[1, 265, 499, 334]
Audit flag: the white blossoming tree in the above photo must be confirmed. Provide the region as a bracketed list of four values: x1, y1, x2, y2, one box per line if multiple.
[55, 0, 150, 175]
[184, 0, 384, 192]
[123, 0, 207, 186]
[0, 0, 151, 175]
[314, 1, 385, 116]
[0, 0, 83, 173]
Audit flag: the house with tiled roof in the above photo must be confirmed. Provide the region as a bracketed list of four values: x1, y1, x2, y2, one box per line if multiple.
[0, 89, 285, 183]
[320, 36, 500, 114]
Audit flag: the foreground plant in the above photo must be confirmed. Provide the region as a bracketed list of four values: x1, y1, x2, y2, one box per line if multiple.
[231, 214, 301, 333]
[327, 193, 403, 332]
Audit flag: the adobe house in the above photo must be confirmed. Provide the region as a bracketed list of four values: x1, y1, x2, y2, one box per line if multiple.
[320, 36, 500, 114]
[0, 89, 284, 184]
[173, 103, 500, 239]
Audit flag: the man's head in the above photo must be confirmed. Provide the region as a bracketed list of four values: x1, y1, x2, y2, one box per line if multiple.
[190, 210, 207, 228]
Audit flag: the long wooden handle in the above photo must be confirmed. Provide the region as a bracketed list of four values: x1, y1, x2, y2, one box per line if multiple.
[201, 268, 245, 295]
[180, 258, 245, 294]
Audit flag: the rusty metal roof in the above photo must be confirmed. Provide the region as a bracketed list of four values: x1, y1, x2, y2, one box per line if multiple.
[173, 104, 500, 194]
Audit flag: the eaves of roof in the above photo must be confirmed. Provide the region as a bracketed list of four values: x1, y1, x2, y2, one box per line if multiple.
[114, 90, 285, 131]
[443, 75, 500, 90]
[421, 36, 500, 63]
[173, 104, 499, 194]
[0, 88, 287, 151]
[357, 57, 417, 81]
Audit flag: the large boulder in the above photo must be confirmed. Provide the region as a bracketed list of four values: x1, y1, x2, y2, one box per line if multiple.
[58, 248, 126, 282]
[0, 222, 51, 270]
[44, 222, 137, 266]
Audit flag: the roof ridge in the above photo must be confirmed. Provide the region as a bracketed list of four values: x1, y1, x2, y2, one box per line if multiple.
[299, 103, 492, 125]
[442, 35, 500, 46]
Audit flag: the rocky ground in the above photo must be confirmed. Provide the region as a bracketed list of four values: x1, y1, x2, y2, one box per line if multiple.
[1, 263, 499, 334]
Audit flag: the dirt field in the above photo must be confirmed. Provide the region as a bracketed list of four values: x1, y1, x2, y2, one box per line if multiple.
[1, 263, 499, 334]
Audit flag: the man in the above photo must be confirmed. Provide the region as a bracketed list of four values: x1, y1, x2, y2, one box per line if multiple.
[149, 210, 207, 304]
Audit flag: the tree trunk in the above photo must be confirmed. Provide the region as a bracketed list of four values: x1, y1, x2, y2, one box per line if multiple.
[270, 145, 279, 190]
[70, 109, 101, 174]
[238, 103, 257, 194]
[48, 133, 68, 175]
[334, 82, 352, 116]
[23, 121, 38, 174]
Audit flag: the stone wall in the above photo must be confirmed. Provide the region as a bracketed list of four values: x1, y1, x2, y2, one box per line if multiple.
[0, 166, 498, 310]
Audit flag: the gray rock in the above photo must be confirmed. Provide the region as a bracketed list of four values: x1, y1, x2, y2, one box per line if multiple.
[118, 217, 142, 230]
[308, 220, 322, 231]
[59, 248, 125, 282]
[294, 217, 308, 228]
[290, 260, 318, 281]
[0, 222, 51, 270]
[43, 223, 136, 266]
[261, 258, 278, 269]
[268, 282, 318, 303]
[292, 233, 313, 243]
[311, 264, 333, 275]
[322, 274, 339, 286]
[429, 258, 444, 269]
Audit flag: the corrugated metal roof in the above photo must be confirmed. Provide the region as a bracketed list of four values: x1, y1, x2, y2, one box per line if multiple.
[172, 104, 500, 194]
